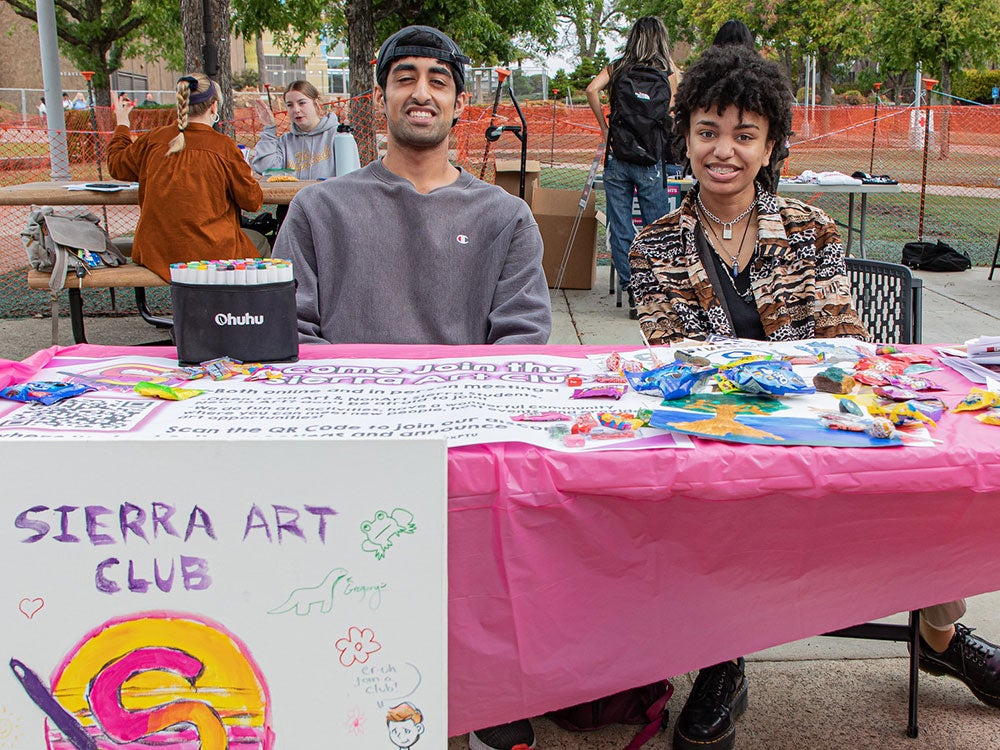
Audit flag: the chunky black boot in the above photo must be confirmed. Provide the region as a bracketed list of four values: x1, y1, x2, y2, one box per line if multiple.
[673, 658, 748, 750]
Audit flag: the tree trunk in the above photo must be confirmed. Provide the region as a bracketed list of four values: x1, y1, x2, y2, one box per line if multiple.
[345, 0, 377, 164]
[213, 0, 234, 132]
[818, 48, 834, 106]
[939, 58, 951, 160]
[181, 0, 203, 76]
[180, 0, 234, 132]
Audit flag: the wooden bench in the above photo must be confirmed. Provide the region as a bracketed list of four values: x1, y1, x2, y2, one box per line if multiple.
[27, 264, 171, 344]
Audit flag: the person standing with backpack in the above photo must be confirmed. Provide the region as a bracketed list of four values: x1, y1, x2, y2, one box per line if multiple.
[587, 16, 681, 319]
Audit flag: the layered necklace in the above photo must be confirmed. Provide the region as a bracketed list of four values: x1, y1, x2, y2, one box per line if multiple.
[697, 192, 757, 240]
[697, 193, 758, 304]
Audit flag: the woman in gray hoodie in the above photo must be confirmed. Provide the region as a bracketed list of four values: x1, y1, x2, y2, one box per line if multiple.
[252, 81, 340, 180]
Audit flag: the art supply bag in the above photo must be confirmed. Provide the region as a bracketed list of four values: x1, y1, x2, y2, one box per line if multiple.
[171, 281, 298, 365]
[546, 679, 673, 750]
[901, 240, 972, 272]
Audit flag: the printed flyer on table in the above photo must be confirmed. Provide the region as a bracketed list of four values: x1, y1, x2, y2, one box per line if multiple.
[0, 352, 691, 452]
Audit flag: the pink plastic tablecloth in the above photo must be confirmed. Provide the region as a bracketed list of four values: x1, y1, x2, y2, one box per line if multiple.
[3, 343, 1000, 734]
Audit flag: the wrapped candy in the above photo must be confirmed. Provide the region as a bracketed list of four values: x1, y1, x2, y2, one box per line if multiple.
[975, 410, 1000, 426]
[951, 388, 1000, 413]
[819, 412, 898, 439]
[511, 411, 572, 422]
[885, 374, 944, 391]
[0, 381, 92, 405]
[572, 386, 626, 400]
[134, 382, 203, 401]
[729, 360, 814, 396]
[598, 412, 645, 431]
[870, 399, 939, 427]
[626, 361, 716, 400]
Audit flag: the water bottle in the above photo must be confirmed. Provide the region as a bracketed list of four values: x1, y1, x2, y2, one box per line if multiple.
[334, 124, 361, 176]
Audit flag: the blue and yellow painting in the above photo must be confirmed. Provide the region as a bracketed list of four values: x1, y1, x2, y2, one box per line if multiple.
[649, 393, 904, 447]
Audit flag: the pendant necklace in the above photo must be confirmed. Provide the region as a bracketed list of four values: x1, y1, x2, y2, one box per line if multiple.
[697, 192, 757, 240]
[698, 207, 756, 304]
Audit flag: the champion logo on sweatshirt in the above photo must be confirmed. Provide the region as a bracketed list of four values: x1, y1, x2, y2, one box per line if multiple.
[456, 235, 470, 245]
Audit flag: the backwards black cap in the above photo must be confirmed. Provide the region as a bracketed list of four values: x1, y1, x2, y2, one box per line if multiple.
[375, 25, 470, 92]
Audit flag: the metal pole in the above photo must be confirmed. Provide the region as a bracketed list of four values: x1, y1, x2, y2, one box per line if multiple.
[478, 68, 510, 180]
[80, 71, 109, 229]
[35, 0, 70, 179]
[550, 89, 558, 167]
[917, 77, 937, 241]
[869, 82, 882, 173]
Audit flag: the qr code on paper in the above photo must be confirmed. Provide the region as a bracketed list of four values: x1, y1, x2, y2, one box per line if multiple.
[0, 396, 158, 433]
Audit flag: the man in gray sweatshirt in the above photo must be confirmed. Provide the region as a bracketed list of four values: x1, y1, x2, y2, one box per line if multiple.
[273, 26, 551, 347]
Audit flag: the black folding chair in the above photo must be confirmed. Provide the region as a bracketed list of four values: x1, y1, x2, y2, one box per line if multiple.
[821, 258, 925, 738]
[845, 258, 923, 345]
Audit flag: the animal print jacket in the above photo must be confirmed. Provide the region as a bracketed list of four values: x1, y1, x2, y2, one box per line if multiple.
[629, 188, 870, 345]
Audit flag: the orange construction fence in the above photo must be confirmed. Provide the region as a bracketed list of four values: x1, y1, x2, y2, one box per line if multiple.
[0, 101, 998, 318]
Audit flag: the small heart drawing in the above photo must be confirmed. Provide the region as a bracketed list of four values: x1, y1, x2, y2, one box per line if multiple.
[18, 598, 44, 619]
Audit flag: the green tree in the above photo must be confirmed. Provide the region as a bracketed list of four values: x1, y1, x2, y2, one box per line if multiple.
[2, 0, 164, 105]
[875, 0, 1000, 157]
[875, 0, 1000, 97]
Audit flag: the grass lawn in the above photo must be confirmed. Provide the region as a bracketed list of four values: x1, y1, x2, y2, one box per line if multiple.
[535, 164, 1000, 265]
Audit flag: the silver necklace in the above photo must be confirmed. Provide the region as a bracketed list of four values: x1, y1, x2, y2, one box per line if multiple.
[696, 192, 757, 240]
[698, 216, 756, 304]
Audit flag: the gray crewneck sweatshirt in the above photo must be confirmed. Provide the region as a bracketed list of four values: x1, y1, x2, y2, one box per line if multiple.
[273, 159, 552, 345]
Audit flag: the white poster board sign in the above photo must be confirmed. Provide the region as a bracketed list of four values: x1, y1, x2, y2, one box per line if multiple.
[1, 439, 447, 750]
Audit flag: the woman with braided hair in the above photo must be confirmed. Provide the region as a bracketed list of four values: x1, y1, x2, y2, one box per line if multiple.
[108, 73, 266, 280]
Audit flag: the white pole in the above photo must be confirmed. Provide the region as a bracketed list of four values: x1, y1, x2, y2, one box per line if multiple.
[35, 0, 71, 179]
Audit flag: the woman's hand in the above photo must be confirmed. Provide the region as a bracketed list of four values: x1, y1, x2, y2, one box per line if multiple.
[253, 98, 276, 128]
[113, 93, 134, 127]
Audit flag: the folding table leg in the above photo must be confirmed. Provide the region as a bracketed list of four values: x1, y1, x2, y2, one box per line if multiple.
[907, 610, 920, 738]
[989, 228, 1000, 281]
[67, 288, 87, 344]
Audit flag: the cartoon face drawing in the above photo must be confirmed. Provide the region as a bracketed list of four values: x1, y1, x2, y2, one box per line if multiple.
[385, 702, 424, 749]
[361, 509, 415, 560]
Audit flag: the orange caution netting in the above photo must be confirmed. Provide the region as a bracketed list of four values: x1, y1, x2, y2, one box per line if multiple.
[1, 100, 998, 317]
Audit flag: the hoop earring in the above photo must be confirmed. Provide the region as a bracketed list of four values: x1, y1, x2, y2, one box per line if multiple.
[211, 112, 220, 124]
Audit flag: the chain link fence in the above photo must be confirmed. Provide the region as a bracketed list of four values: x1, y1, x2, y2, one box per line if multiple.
[1, 100, 998, 319]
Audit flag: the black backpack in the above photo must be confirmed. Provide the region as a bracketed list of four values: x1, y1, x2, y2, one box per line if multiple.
[608, 65, 674, 168]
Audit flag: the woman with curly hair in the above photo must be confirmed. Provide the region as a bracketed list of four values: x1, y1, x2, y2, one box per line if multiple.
[631, 44, 1000, 750]
[108, 73, 266, 280]
[629, 44, 865, 347]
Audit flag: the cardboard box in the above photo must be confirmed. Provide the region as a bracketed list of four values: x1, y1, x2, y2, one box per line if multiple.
[495, 159, 541, 205]
[531, 188, 598, 290]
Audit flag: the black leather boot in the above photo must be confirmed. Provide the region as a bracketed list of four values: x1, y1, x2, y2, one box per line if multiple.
[673, 658, 748, 750]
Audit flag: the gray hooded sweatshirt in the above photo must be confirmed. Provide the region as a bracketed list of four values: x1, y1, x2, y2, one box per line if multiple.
[252, 113, 339, 180]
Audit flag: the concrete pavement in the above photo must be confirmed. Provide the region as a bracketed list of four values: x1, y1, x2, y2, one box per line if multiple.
[2, 267, 1000, 747]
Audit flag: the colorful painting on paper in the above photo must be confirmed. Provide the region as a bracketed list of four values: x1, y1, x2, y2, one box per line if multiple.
[649, 404, 904, 447]
[45, 613, 272, 750]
